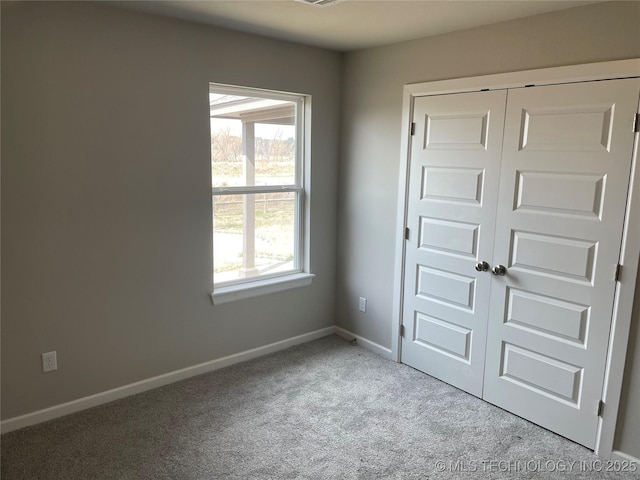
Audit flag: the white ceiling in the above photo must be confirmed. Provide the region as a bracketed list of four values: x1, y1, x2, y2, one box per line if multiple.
[117, 0, 601, 52]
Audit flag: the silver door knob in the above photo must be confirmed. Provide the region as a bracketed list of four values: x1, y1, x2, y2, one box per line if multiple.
[475, 261, 489, 272]
[492, 265, 507, 276]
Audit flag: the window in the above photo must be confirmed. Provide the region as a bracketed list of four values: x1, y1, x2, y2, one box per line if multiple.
[209, 84, 313, 303]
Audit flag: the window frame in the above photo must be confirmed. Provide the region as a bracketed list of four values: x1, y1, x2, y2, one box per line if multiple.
[209, 83, 314, 304]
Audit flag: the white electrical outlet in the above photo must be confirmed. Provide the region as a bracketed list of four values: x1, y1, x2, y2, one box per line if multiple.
[359, 297, 367, 313]
[42, 351, 57, 373]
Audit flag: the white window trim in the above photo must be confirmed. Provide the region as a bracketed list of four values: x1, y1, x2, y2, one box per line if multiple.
[209, 83, 313, 302]
[211, 272, 315, 305]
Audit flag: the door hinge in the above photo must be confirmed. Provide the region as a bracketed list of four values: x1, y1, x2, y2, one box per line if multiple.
[410, 122, 416, 136]
[634, 113, 640, 133]
[400, 324, 405, 337]
[597, 400, 605, 417]
[615, 263, 622, 282]
[405, 227, 410, 240]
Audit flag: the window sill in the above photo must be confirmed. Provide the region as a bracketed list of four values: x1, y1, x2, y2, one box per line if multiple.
[211, 273, 315, 305]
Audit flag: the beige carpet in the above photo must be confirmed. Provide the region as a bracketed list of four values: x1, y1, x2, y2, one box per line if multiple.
[2, 335, 637, 479]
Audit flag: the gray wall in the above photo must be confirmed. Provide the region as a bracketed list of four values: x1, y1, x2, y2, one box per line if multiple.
[615, 259, 640, 456]
[1, 1, 341, 419]
[336, 1, 640, 458]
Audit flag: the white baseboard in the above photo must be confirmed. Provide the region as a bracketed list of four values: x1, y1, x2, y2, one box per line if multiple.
[0, 326, 335, 434]
[610, 450, 640, 467]
[334, 326, 393, 360]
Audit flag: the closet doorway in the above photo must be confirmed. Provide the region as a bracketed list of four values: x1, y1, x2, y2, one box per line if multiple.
[394, 61, 640, 451]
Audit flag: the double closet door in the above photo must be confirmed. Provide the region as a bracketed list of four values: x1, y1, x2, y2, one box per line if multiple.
[400, 78, 640, 449]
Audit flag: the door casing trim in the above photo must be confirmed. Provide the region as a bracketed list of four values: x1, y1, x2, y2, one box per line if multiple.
[391, 59, 640, 458]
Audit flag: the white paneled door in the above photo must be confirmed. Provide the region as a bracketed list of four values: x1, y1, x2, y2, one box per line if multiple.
[401, 77, 640, 448]
[401, 90, 507, 397]
[483, 78, 640, 449]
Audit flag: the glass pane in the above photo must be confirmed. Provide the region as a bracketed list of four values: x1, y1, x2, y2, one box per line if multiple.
[213, 192, 296, 284]
[210, 93, 296, 188]
[254, 123, 295, 186]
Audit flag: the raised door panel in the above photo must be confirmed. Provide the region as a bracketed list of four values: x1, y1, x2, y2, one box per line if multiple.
[505, 288, 589, 346]
[500, 343, 583, 405]
[509, 230, 597, 284]
[416, 266, 476, 311]
[519, 105, 614, 152]
[425, 113, 489, 150]
[514, 171, 605, 219]
[422, 167, 484, 204]
[414, 313, 472, 362]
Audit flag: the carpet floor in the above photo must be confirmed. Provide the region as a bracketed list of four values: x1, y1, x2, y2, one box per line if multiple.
[2, 335, 638, 479]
